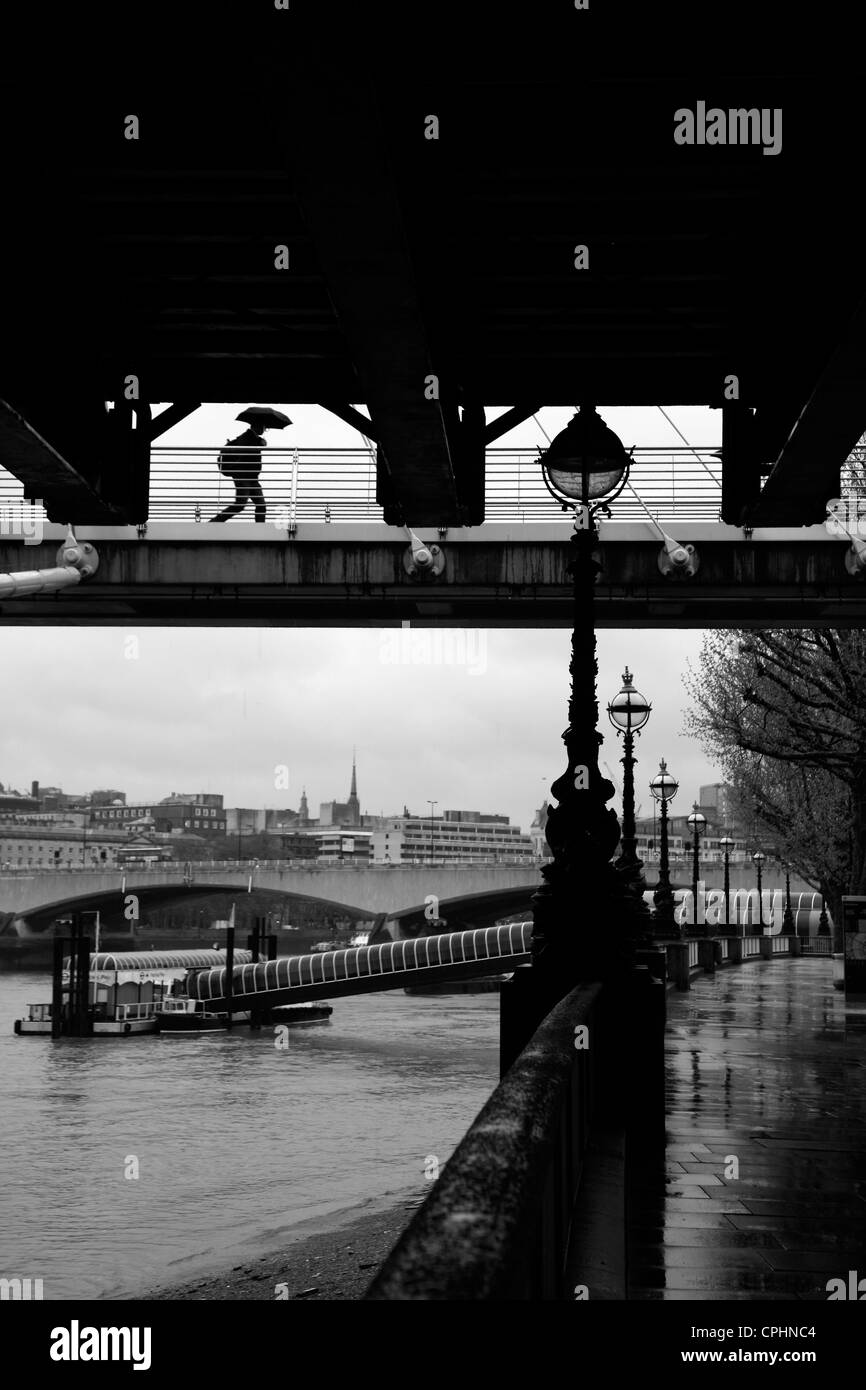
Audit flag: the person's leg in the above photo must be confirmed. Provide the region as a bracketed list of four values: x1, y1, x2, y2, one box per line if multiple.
[210, 477, 246, 522]
[250, 478, 266, 523]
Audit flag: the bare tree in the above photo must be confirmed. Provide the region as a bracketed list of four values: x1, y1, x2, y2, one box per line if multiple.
[684, 630, 866, 921]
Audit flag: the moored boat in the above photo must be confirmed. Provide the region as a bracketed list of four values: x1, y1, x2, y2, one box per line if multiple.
[156, 997, 244, 1034]
[14, 998, 162, 1036]
[269, 1002, 333, 1025]
[12, 947, 253, 1038]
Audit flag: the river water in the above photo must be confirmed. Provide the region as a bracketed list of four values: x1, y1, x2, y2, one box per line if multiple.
[0, 972, 499, 1300]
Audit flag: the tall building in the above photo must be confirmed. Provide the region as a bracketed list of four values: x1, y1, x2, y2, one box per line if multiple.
[530, 801, 552, 862]
[699, 783, 742, 831]
[91, 794, 226, 836]
[372, 810, 534, 866]
[298, 787, 309, 824]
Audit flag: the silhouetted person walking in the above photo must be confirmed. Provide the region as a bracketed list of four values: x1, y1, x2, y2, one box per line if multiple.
[211, 425, 269, 522]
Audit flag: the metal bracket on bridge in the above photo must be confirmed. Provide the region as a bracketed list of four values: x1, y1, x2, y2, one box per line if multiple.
[403, 527, 445, 580]
[57, 527, 99, 578]
[0, 525, 99, 599]
[656, 529, 699, 578]
[824, 502, 866, 576]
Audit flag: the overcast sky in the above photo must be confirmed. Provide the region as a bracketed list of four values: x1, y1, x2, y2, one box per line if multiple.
[0, 405, 721, 830]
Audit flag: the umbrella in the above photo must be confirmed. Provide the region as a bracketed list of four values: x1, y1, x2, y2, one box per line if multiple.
[236, 406, 292, 429]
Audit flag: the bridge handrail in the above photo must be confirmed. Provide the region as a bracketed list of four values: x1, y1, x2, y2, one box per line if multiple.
[2, 445, 723, 526]
[0, 860, 541, 875]
[365, 983, 602, 1301]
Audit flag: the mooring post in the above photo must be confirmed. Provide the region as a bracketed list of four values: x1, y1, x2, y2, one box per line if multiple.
[246, 920, 262, 1028]
[225, 925, 235, 1030]
[225, 928, 234, 1028]
[81, 930, 93, 1036]
[51, 934, 65, 1038]
[70, 915, 83, 1036]
[74, 916, 93, 1036]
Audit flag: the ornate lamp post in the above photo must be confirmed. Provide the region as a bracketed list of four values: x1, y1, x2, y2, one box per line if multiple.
[719, 835, 734, 932]
[531, 405, 639, 993]
[686, 804, 707, 934]
[818, 894, 831, 936]
[650, 758, 678, 935]
[608, 668, 651, 891]
[753, 850, 766, 931]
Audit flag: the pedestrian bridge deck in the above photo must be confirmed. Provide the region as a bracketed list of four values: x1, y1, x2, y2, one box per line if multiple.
[628, 959, 866, 1300]
[185, 923, 533, 1007]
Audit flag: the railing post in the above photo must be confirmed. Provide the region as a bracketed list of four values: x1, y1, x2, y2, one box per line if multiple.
[626, 964, 666, 1161]
[698, 939, 716, 973]
[759, 937, 773, 960]
[500, 964, 547, 1076]
[728, 937, 743, 965]
[667, 942, 690, 991]
[635, 947, 667, 984]
[789, 934, 802, 957]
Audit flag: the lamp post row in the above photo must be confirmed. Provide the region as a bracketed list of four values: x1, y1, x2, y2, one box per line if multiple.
[530, 404, 811, 1022]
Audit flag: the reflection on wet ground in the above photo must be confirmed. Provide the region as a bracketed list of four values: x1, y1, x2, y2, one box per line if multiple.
[628, 960, 866, 1300]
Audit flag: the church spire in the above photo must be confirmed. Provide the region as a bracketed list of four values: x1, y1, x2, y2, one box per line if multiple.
[347, 749, 360, 824]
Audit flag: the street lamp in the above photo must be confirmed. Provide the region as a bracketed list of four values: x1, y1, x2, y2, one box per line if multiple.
[818, 894, 831, 936]
[686, 804, 707, 934]
[719, 836, 735, 932]
[649, 758, 678, 934]
[753, 850, 766, 931]
[531, 405, 638, 990]
[607, 668, 651, 897]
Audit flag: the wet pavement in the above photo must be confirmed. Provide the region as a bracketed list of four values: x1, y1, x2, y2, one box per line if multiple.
[628, 959, 866, 1300]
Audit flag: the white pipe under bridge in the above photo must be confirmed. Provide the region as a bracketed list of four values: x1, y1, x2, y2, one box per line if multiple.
[186, 923, 533, 1008]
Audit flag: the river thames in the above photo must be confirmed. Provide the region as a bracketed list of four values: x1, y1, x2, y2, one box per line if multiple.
[0, 972, 499, 1299]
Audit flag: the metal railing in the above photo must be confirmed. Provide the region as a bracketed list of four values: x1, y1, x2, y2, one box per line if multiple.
[115, 1002, 159, 1020]
[801, 937, 833, 955]
[0, 859, 541, 876]
[0, 445, 723, 528]
[665, 934, 833, 990]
